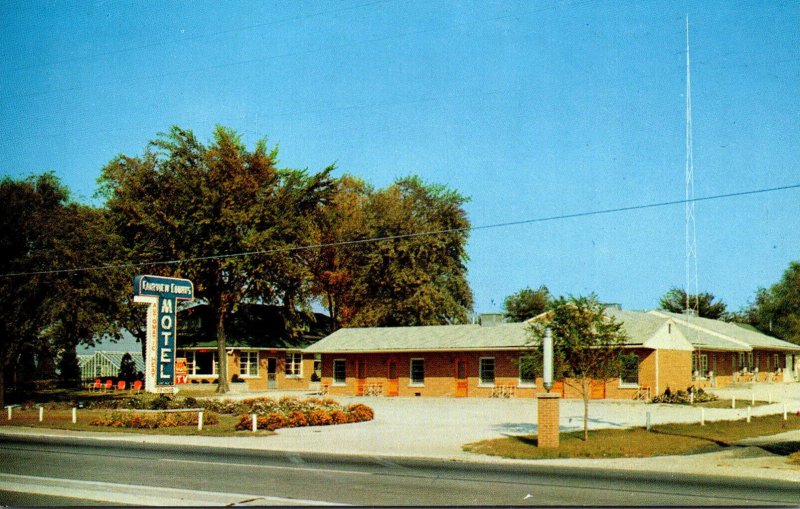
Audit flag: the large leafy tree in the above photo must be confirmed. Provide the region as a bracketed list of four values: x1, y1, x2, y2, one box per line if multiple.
[659, 287, 727, 320]
[527, 294, 629, 441]
[742, 261, 800, 345]
[503, 285, 551, 322]
[0, 174, 123, 405]
[99, 126, 334, 393]
[345, 176, 473, 326]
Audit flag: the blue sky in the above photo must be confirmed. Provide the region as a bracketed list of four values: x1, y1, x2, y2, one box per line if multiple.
[2, 0, 798, 317]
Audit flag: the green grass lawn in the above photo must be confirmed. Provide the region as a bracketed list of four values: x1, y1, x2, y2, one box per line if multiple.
[463, 414, 800, 460]
[0, 409, 274, 436]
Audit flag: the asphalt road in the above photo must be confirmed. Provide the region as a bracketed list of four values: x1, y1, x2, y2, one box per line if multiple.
[0, 435, 797, 506]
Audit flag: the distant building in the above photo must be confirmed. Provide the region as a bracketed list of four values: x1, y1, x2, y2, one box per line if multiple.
[79, 351, 144, 381]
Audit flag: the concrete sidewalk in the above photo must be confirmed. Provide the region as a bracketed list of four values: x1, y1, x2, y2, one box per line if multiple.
[2, 383, 799, 484]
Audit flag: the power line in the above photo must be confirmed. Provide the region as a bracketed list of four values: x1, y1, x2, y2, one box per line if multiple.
[2, 182, 798, 279]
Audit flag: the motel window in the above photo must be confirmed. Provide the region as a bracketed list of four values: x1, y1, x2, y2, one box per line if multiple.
[738, 352, 745, 372]
[333, 359, 347, 385]
[286, 352, 302, 377]
[186, 351, 217, 376]
[410, 359, 425, 385]
[620, 354, 639, 386]
[479, 358, 495, 386]
[773, 354, 781, 372]
[692, 353, 708, 379]
[747, 352, 754, 371]
[518, 356, 536, 387]
[239, 351, 259, 377]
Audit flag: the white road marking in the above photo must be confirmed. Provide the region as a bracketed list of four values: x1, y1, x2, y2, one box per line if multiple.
[0, 473, 346, 506]
[160, 457, 375, 476]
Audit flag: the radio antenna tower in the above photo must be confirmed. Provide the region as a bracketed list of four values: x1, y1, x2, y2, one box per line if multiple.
[685, 16, 699, 317]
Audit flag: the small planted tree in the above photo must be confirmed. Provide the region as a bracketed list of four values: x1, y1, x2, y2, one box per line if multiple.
[118, 353, 137, 384]
[527, 294, 629, 441]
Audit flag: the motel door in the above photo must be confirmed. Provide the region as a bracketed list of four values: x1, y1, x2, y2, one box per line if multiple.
[387, 360, 399, 396]
[356, 360, 367, 396]
[267, 357, 278, 389]
[590, 380, 606, 399]
[454, 359, 468, 397]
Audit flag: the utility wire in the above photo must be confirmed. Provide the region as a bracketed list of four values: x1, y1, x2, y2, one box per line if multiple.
[2, 182, 798, 279]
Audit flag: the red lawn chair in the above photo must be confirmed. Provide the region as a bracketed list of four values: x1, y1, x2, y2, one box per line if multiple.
[91, 379, 102, 392]
[131, 380, 143, 394]
[116, 380, 126, 391]
[103, 380, 113, 392]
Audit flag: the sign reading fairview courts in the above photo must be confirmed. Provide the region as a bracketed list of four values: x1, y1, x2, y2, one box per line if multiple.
[133, 275, 194, 393]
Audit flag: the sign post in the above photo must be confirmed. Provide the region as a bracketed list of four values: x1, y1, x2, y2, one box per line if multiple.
[537, 327, 560, 448]
[133, 275, 194, 394]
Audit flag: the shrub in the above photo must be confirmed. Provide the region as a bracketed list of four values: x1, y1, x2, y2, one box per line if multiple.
[287, 409, 308, 428]
[329, 410, 349, 425]
[348, 403, 374, 422]
[89, 410, 217, 429]
[307, 409, 332, 426]
[183, 397, 198, 408]
[150, 395, 172, 410]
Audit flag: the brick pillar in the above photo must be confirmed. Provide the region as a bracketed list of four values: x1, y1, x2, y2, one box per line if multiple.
[537, 392, 561, 448]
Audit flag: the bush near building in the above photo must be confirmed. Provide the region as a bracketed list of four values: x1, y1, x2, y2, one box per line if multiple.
[233, 398, 375, 431]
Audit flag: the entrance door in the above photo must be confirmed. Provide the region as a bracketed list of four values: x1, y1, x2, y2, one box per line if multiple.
[267, 357, 277, 389]
[356, 360, 367, 396]
[590, 380, 606, 399]
[454, 359, 468, 397]
[387, 360, 399, 396]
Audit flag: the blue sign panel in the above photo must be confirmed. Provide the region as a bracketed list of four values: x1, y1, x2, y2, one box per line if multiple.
[133, 275, 194, 388]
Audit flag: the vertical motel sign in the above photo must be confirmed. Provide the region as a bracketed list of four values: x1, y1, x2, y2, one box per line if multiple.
[133, 275, 194, 393]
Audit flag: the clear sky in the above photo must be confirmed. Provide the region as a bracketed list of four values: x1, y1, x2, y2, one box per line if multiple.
[2, 0, 798, 316]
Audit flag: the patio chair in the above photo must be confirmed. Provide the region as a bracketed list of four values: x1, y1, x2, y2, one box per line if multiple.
[131, 380, 142, 394]
[103, 380, 113, 392]
[116, 380, 126, 391]
[90, 379, 102, 392]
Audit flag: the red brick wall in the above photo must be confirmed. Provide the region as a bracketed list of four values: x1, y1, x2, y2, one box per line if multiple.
[320, 349, 654, 399]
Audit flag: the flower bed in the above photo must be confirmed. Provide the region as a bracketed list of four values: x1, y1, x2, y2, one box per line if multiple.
[651, 387, 718, 404]
[89, 410, 219, 429]
[231, 397, 375, 431]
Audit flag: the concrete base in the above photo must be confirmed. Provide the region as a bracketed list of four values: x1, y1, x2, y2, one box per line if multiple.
[537, 392, 561, 448]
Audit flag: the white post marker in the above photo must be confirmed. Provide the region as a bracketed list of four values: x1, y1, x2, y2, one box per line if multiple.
[72, 407, 77, 424]
[768, 392, 772, 404]
[6, 406, 11, 421]
[252, 413, 257, 432]
[38, 407, 43, 422]
[731, 396, 736, 409]
[197, 411, 203, 431]
[751, 390, 755, 406]
[646, 411, 651, 431]
[784, 403, 788, 420]
[700, 408, 705, 426]
[746, 406, 751, 423]
[690, 391, 694, 405]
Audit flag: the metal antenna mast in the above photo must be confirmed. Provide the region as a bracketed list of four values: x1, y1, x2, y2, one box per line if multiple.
[685, 15, 699, 316]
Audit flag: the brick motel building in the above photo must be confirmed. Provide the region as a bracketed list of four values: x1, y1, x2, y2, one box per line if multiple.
[305, 308, 800, 400]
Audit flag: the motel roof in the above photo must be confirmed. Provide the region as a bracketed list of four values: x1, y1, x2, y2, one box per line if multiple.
[649, 310, 800, 352]
[305, 308, 800, 354]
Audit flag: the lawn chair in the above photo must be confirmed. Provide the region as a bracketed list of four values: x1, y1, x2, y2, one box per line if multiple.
[103, 379, 113, 392]
[91, 379, 102, 392]
[131, 380, 142, 394]
[116, 380, 126, 391]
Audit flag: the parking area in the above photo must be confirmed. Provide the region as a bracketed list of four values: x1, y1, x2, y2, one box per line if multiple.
[199, 383, 800, 460]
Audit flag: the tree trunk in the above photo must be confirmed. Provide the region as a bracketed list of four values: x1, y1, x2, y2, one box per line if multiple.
[326, 293, 337, 331]
[215, 307, 229, 394]
[582, 378, 590, 441]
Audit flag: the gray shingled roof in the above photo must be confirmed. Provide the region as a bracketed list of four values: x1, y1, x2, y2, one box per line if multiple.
[649, 311, 800, 352]
[304, 322, 531, 353]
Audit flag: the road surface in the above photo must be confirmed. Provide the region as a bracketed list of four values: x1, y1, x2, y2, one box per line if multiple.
[0, 435, 797, 506]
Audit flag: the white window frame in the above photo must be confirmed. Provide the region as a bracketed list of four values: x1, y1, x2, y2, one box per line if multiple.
[479, 357, 495, 387]
[619, 353, 640, 388]
[333, 359, 347, 386]
[239, 350, 259, 378]
[409, 358, 425, 386]
[518, 356, 536, 387]
[186, 350, 218, 377]
[285, 352, 303, 378]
